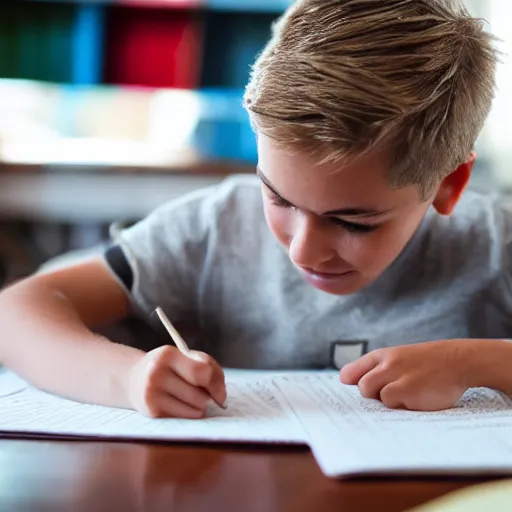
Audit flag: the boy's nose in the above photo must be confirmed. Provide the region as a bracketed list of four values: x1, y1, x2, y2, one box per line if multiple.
[288, 215, 337, 269]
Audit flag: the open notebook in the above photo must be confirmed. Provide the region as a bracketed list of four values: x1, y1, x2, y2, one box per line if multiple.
[2, 369, 512, 479]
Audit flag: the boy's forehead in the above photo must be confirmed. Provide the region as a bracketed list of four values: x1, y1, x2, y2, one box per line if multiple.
[257, 134, 418, 212]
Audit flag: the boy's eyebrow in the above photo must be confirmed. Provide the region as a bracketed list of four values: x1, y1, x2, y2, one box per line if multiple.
[257, 166, 289, 202]
[256, 167, 388, 218]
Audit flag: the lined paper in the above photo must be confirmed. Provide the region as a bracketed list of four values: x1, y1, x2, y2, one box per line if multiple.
[0, 371, 306, 444]
[277, 373, 512, 477]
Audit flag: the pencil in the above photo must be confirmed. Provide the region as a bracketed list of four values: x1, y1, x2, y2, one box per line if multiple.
[154, 307, 227, 410]
[155, 307, 190, 354]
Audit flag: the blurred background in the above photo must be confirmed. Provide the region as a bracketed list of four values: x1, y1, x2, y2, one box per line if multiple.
[0, 0, 509, 286]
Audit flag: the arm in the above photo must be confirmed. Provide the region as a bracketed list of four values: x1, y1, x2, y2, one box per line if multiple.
[465, 338, 512, 395]
[0, 257, 141, 407]
[0, 257, 226, 416]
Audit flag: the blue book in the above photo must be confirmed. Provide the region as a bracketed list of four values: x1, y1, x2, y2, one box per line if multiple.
[71, 4, 105, 85]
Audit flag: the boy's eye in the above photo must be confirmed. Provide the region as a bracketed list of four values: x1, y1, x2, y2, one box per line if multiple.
[330, 218, 378, 234]
[269, 194, 293, 208]
[269, 191, 377, 234]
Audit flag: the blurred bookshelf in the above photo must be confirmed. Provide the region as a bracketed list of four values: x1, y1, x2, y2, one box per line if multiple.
[0, 0, 293, 170]
[0, 0, 295, 281]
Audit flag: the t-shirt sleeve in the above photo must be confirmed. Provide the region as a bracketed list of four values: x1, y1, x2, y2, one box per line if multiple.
[103, 184, 222, 325]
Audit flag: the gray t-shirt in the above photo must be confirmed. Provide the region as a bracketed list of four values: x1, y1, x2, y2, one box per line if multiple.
[108, 175, 512, 369]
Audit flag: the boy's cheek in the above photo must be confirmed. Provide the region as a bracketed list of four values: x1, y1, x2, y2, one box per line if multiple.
[343, 232, 394, 276]
[263, 205, 293, 247]
[362, 224, 415, 270]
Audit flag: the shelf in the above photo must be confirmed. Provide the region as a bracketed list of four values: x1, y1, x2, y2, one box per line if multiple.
[0, 79, 256, 166]
[0, 170, 229, 223]
[0, 1, 278, 168]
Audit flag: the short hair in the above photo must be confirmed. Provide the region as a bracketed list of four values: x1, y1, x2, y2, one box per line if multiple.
[244, 0, 498, 198]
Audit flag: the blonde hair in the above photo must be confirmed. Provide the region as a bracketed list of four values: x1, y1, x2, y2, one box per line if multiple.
[244, 0, 498, 198]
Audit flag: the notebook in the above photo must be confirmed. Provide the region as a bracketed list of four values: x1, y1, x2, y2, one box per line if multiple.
[2, 369, 512, 479]
[0, 369, 307, 445]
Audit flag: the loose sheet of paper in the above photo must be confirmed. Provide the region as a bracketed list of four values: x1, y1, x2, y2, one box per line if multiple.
[276, 374, 512, 477]
[0, 371, 307, 444]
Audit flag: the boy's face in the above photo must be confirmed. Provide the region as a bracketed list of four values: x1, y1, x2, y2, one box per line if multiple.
[257, 134, 434, 295]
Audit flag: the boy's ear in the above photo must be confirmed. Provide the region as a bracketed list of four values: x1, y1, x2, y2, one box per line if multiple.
[433, 152, 476, 216]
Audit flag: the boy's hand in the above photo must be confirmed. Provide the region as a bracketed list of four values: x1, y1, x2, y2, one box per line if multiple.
[127, 345, 227, 419]
[339, 340, 473, 411]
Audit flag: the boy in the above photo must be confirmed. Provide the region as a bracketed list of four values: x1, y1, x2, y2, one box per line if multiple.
[0, 0, 506, 418]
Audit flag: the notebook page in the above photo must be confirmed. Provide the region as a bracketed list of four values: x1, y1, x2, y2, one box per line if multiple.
[276, 374, 512, 478]
[0, 372, 307, 444]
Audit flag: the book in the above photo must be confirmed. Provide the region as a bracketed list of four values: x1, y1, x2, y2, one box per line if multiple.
[2, 369, 512, 479]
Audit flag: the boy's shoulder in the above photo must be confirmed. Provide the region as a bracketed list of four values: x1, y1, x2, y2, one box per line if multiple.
[409, 189, 512, 289]
[195, 173, 264, 226]
[161, 174, 261, 215]
[206, 174, 271, 245]
[433, 188, 511, 242]
[196, 174, 265, 228]
[140, 174, 263, 235]
[212, 174, 262, 209]
[118, 174, 264, 259]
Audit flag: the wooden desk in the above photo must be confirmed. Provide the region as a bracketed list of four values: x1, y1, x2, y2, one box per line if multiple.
[0, 440, 494, 512]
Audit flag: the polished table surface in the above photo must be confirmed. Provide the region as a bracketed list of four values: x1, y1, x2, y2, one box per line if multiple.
[0, 440, 497, 512]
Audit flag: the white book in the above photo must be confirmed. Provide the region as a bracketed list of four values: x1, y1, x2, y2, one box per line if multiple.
[2, 369, 512, 478]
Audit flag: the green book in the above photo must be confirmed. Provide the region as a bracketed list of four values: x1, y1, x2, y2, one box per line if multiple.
[0, 1, 74, 83]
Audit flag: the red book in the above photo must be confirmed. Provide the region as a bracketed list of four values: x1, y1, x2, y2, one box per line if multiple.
[104, 6, 201, 89]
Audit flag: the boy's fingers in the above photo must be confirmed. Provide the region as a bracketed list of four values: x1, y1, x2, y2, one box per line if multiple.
[339, 352, 379, 385]
[150, 392, 205, 419]
[168, 351, 227, 407]
[192, 354, 227, 408]
[357, 367, 390, 400]
[379, 382, 405, 410]
[191, 352, 227, 401]
[161, 371, 210, 411]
